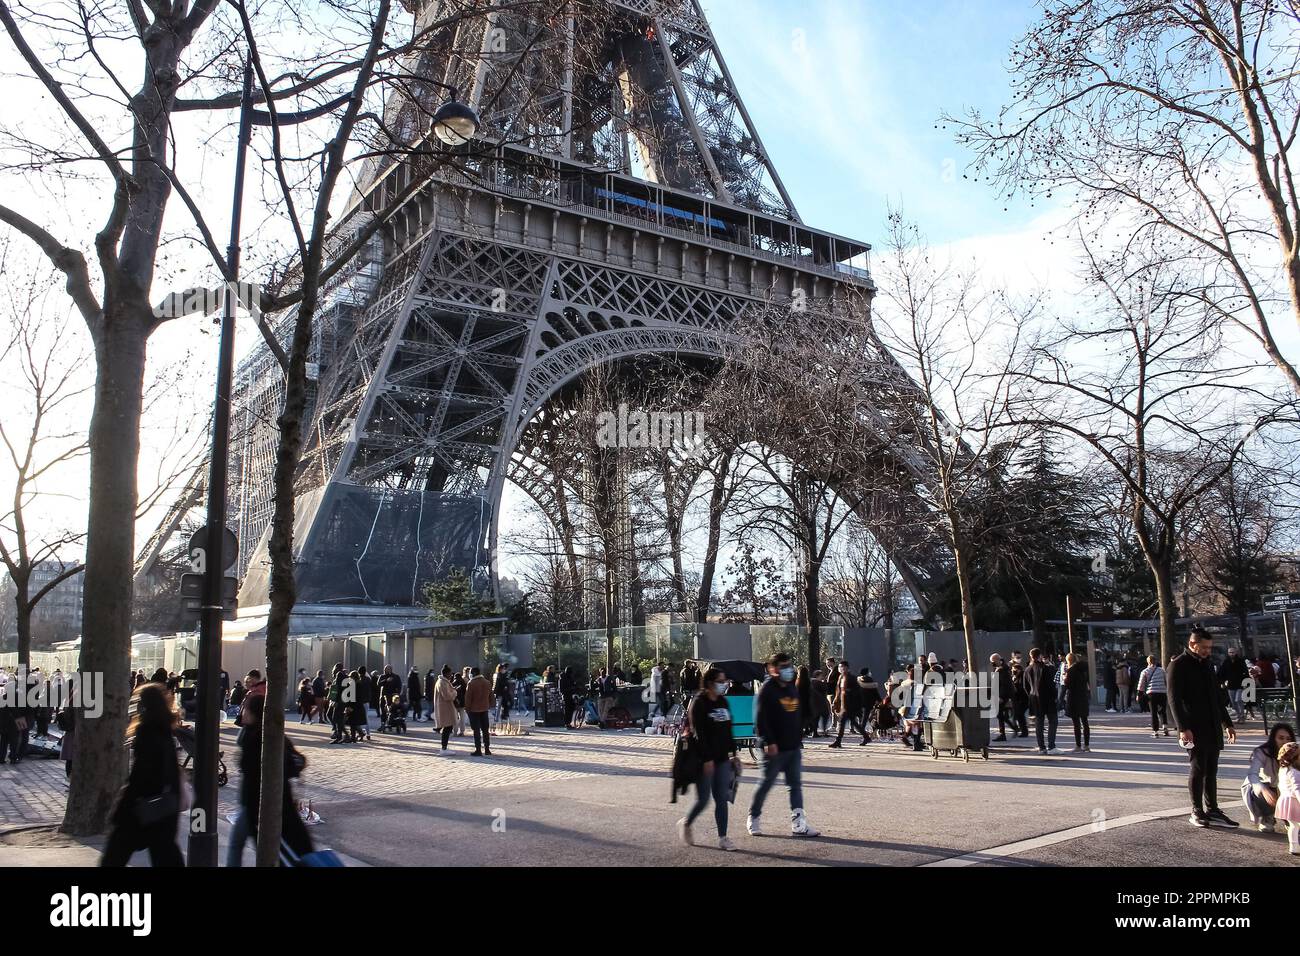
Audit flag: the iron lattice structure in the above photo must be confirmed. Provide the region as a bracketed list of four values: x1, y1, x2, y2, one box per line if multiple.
[138, 0, 951, 619]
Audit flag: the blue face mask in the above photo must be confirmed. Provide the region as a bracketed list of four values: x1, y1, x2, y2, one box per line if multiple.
[714, 681, 730, 695]
[779, 666, 795, 682]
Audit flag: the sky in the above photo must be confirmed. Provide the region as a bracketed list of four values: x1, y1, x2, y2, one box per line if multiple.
[1, 0, 1298, 587]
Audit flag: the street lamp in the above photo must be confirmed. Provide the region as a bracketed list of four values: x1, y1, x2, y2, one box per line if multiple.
[431, 90, 480, 146]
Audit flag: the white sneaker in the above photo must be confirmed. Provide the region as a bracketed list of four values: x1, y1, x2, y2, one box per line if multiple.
[746, 814, 762, 836]
[1105, 708, 1116, 713]
[676, 817, 693, 846]
[790, 808, 820, 837]
[1046, 747, 1065, 755]
[1258, 822, 1272, 833]
[718, 836, 737, 851]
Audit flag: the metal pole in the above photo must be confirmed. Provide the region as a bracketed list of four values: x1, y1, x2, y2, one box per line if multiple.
[1283, 611, 1297, 722]
[188, 55, 253, 868]
[1065, 595, 1075, 657]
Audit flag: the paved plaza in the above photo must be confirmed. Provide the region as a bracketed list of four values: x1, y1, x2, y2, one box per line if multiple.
[0, 709, 1293, 867]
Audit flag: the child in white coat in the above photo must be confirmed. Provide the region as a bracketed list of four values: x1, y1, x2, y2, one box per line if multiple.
[1276, 741, 1300, 856]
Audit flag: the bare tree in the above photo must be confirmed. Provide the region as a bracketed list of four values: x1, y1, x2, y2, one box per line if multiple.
[947, 0, 1300, 397]
[1017, 235, 1285, 665]
[821, 520, 904, 629]
[872, 214, 1039, 675]
[0, 263, 89, 666]
[1190, 455, 1297, 645]
[0, 0, 567, 836]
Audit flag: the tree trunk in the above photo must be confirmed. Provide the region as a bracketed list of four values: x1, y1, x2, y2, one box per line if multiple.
[804, 559, 820, 672]
[14, 578, 31, 670]
[1151, 558, 1178, 669]
[951, 530, 979, 676]
[695, 450, 731, 624]
[63, 311, 147, 835]
[257, 291, 319, 865]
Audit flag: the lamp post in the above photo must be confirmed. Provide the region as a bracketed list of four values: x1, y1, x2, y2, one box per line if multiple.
[186, 65, 478, 866]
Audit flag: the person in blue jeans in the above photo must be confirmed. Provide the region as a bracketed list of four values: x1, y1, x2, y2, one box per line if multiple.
[747, 652, 820, 838]
[677, 666, 741, 851]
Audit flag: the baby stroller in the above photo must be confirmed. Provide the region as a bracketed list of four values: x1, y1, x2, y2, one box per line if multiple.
[376, 695, 408, 735]
[175, 724, 228, 787]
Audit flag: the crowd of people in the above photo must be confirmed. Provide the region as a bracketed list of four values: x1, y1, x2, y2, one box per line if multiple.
[2, 626, 1294, 866]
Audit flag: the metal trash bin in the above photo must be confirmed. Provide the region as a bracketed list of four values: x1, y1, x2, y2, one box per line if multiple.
[918, 683, 990, 762]
[533, 683, 566, 727]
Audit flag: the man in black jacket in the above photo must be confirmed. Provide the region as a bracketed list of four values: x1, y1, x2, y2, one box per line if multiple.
[1023, 648, 1061, 754]
[1168, 628, 1238, 828]
[991, 654, 1013, 742]
[747, 653, 820, 838]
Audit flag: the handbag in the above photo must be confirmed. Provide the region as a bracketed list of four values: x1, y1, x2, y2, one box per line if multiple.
[133, 788, 179, 826]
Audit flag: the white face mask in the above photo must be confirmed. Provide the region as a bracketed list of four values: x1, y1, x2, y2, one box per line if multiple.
[714, 681, 730, 695]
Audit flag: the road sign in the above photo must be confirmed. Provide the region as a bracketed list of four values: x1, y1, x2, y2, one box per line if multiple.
[1078, 600, 1114, 622]
[187, 525, 238, 574]
[180, 573, 239, 621]
[1262, 593, 1300, 613]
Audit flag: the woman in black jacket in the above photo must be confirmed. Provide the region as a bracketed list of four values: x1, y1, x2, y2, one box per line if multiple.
[1063, 653, 1092, 751]
[407, 668, 423, 722]
[493, 664, 512, 722]
[676, 667, 740, 852]
[236, 694, 314, 863]
[101, 683, 185, 867]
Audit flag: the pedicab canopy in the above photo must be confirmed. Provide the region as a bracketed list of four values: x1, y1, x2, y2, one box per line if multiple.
[688, 659, 768, 690]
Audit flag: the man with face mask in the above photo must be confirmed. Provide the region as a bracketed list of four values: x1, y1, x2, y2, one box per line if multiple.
[747, 652, 820, 839]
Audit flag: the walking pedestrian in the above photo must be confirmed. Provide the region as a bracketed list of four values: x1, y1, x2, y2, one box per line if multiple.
[991, 654, 1012, 742]
[453, 668, 469, 736]
[100, 683, 184, 867]
[492, 663, 512, 723]
[311, 670, 327, 724]
[829, 660, 866, 748]
[1115, 655, 1132, 712]
[1010, 660, 1029, 738]
[746, 653, 819, 838]
[559, 665, 577, 727]
[230, 694, 314, 866]
[1023, 648, 1062, 755]
[1062, 653, 1091, 752]
[433, 665, 457, 751]
[1103, 656, 1118, 712]
[407, 667, 423, 722]
[1137, 655, 1169, 737]
[677, 667, 741, 851]
[465, 667, 493, 756]
[1218, 648, 1249, 724]
[1168, 627, 1238, 828]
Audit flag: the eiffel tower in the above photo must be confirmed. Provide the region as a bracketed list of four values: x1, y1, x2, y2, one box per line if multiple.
[136, 0, 948, 630]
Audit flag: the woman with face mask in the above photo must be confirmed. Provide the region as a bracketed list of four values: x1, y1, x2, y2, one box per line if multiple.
[677, 667, 741, 851]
